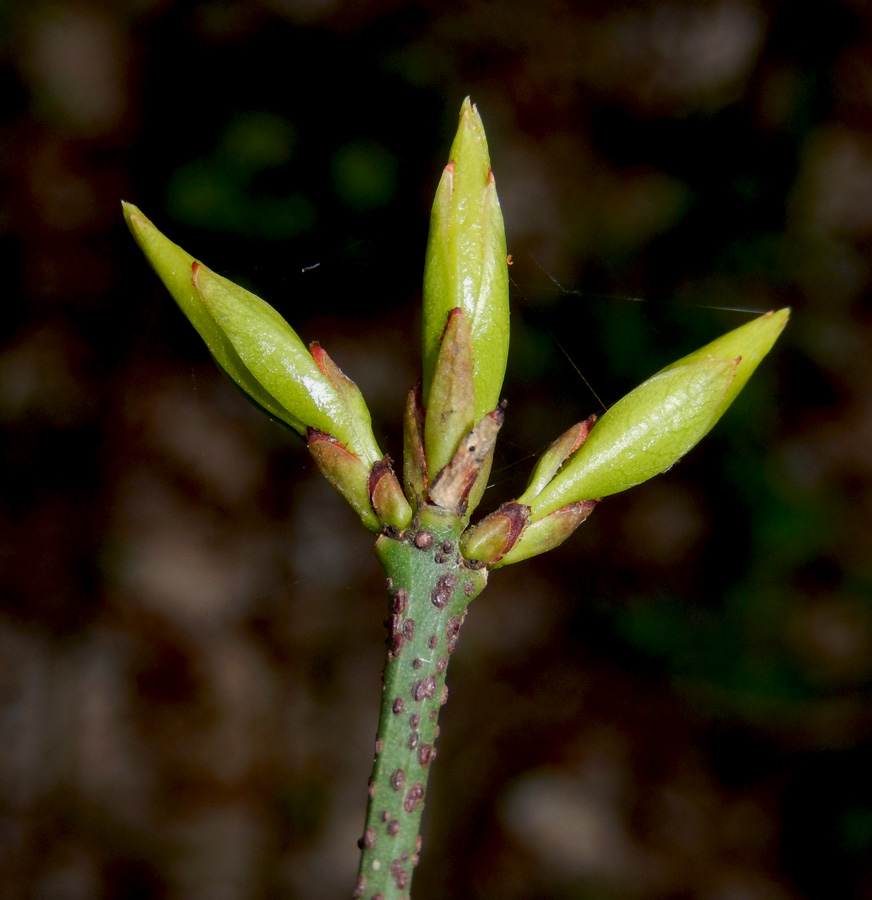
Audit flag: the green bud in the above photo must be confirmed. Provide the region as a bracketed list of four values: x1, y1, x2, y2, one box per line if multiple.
[369, 459, 413, 531]
[520, 417, 595, 504]
[424, 307, 475, 480]
[308, 342, 383, 467]
[659, 308, 791, 415]
[308, 431, 380, 532]
[123, 201, 287, 424]
[495, 501, 597, 567]
[123, 201, 382, 467]
[423, 98, 510, 422]
[460, 501, 530, 566]
[526, 309, 789, 519]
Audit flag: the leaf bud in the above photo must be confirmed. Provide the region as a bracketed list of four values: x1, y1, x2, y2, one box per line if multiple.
[460, 502, 530, 566]
[369, 458, 413, 531]
[519, 416, 595, 505]
[424, 307, 475, 480]
[402, 383, 428, 507]
[307, 430, 380, 532]
[525, 309, 789, 519]
[422, 98, 510, 423]
[123, 201, 382, 467]
[494, 501, 598, 567]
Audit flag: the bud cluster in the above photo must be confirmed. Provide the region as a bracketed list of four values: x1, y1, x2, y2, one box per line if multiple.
[124, 99, 787, 567]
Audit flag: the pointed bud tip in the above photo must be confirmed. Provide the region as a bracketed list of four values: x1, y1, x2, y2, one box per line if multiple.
[121, 200, 146, 241]
[309, 341, 329, 376]
[745, 306, 790, 342]
[771, 307, 791, 323]
[748, 307, 790, 346]
[459, 96, 478, 121]
[454, 97, 487, 153]
[768, 308, 790, 339]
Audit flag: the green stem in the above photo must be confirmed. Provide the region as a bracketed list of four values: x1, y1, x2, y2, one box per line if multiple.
[354, 507, 488, 900]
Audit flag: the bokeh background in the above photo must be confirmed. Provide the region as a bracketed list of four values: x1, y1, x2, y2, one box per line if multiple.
[2, 1, 871, 898]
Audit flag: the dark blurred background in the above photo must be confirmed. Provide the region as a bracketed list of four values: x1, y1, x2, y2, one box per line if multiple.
[2, 1, 871, 898]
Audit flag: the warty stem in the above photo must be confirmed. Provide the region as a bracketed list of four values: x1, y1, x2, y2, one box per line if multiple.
[354, 507, 487, 900]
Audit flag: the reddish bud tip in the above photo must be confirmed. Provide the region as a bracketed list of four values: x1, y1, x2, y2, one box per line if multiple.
[309, 341, 329, 377]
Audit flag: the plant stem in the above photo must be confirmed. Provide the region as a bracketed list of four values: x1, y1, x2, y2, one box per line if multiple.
[354, 507, 488, 900]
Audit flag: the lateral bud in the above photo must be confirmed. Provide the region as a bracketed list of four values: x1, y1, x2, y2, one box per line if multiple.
[369, 458, 413, 531]
[528, 309, 790, 518]
[310, 341, 380, 463]
[403, 383, 428, 507]
[494, 500, 598, 567]
[425, 307, 475, 480]
[518, 415, 596, 506]
[307, 430, 380, 532]
[428, 403, 505, 515]
[122, 202, 384, 467]
[460, 501, 530, 566]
